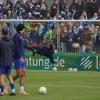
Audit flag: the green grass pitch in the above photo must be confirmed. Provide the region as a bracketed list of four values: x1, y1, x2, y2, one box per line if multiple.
[1, 71, 100, 100]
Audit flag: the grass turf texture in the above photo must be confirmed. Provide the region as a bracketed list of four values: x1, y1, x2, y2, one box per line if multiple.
[1, 71, 100, 100]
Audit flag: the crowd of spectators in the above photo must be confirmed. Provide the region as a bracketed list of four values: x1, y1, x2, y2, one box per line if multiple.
[14, 0, 58, 19]
[0, 0, 99, 20]
[0, 21, 100, 53]
[59, 0, 100, 20]
[59, 22, 100, 53]
[0, 21, 57, 47]
[0, 0, 58, 19]
[0, 0, 13, 19]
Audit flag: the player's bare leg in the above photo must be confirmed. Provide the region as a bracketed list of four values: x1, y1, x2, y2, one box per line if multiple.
[13, 68, 28, 95]
[19, 69, 29, 96]
[0, 74, 4, 96]
[4, 70, 20, 94]
[13, 69, 22, 81]
[6, 75, 16, 96]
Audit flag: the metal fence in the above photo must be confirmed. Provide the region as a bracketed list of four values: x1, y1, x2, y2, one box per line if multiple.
[0, 21, 100, 53]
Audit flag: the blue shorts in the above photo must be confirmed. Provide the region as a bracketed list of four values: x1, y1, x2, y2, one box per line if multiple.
[13, 59, 27, 70]
[0, 66, 11, 75]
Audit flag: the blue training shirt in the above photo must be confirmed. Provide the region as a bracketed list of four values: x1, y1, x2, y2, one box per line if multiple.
[13, 32, 25, 59]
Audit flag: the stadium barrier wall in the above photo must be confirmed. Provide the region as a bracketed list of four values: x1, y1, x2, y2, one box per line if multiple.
[25, 51, 100, 71]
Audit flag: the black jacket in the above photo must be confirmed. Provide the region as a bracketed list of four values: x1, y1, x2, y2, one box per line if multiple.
[0, 36, 14, 66]
[32, 47, 55, 64]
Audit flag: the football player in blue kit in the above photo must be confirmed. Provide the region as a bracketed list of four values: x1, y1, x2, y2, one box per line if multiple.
[0, 28, 16, 96]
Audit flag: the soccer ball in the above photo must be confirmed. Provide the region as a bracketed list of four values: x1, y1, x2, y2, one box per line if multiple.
[52, 67, 57, 71]
[68, 68, 73, 72]
[38, 87, 47, 95]
[73, 68, 78, 72]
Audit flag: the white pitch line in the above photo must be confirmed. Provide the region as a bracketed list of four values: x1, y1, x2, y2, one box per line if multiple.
[15, 84, 100, 88]
[25, 71, 100, 76]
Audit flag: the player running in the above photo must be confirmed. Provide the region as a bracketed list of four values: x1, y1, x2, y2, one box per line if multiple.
[0, 28, 16, 96]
